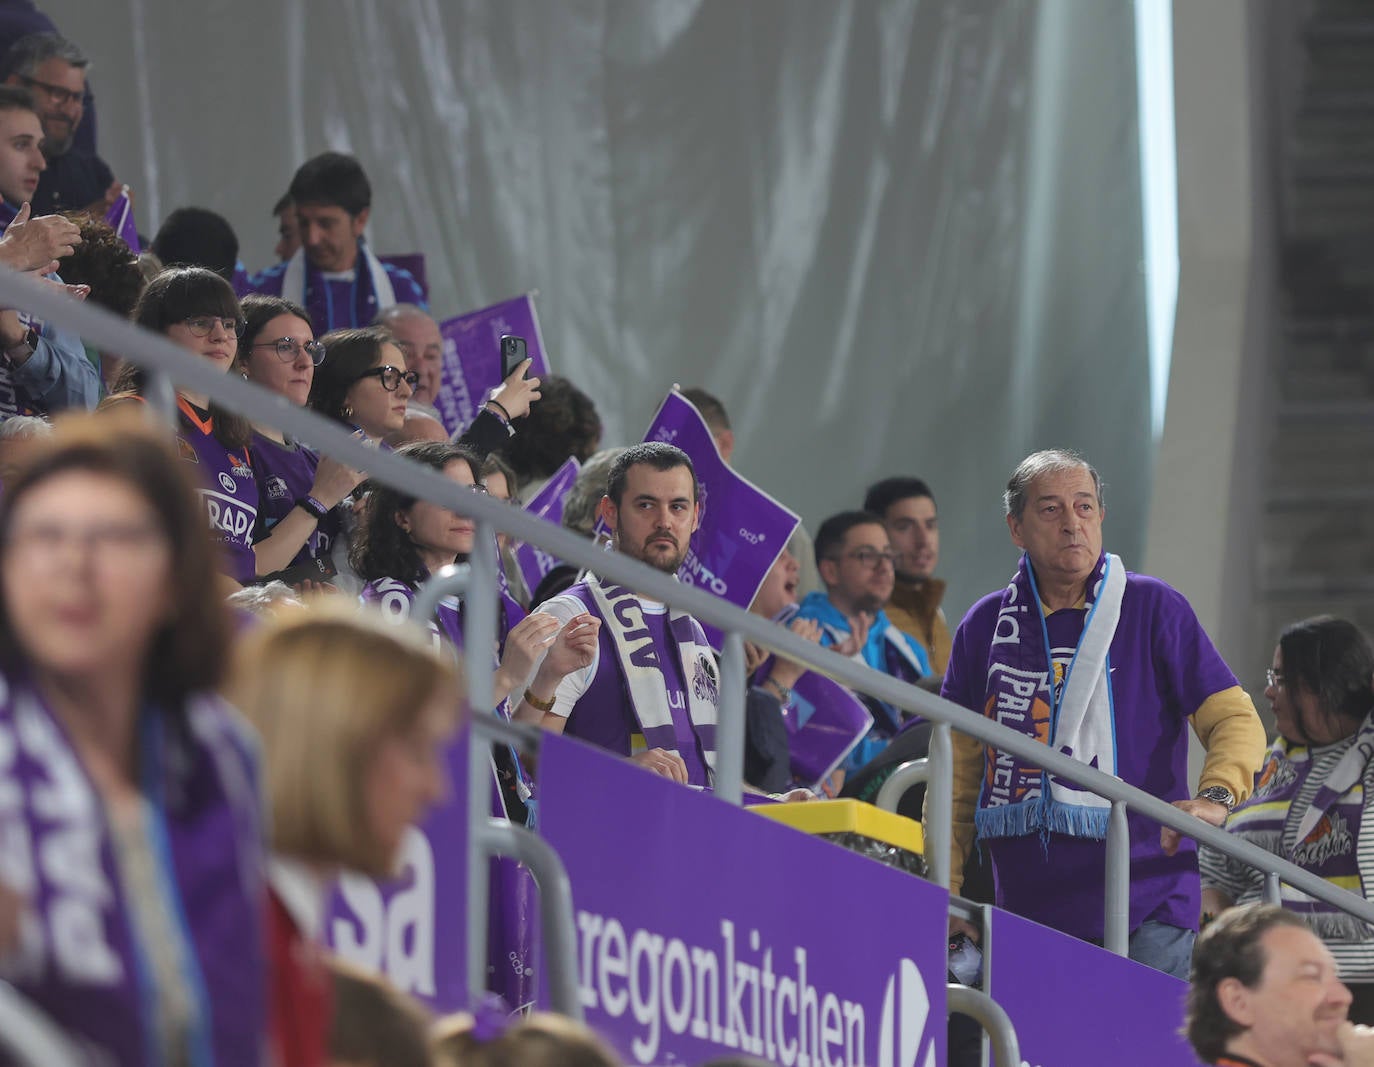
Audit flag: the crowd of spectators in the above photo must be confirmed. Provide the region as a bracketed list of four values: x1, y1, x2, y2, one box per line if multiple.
[1, 14, 1373, 1067]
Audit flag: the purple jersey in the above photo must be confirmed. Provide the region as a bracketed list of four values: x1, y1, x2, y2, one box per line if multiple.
[177, 400, 259, 585]
[249, 432, 334, 568]
[944, 570, 1241, 940]
[248, 243, 426, 332]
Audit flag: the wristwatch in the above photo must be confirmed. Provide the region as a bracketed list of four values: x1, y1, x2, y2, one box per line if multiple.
[1196, 785, 1236, 811]
[2, 327, 38, 366]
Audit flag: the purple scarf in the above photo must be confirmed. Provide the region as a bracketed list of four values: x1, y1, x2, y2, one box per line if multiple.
[0, 670, 265, 1067]
[975, 552, 1122, 841]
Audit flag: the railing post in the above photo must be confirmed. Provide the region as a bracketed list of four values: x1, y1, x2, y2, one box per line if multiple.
[926, 723, 952, 890]
[464, 523, 500, 713]
[479, 816, 584, 1019]
[1104, 800, 1130, 955]
[714, 631, 745, 805]
[947, 984, 1020, 1067]
[1264, 871, 1282, 905]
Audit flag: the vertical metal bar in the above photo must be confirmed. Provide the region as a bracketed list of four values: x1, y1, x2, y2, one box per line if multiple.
[926, 722, 952, 889]
[464, 521, 499, 713]
[947, 985, 1019, 1067]
[480, 818, 584, 1019]
[146, 370, 178, 430]
[1104, 800, 1130, 955]
[1264, 871, 1282, 905]
[465, 723, 493, 1000]
[714, 631, 745, 805]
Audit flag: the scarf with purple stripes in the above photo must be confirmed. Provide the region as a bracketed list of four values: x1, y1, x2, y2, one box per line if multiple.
[1227, 715, 1374, 941]
[585, 574, 720, 778]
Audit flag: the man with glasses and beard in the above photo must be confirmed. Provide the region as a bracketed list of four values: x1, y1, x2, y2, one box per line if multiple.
[1, 33, 122, 217]
[516, 442, 722, 787]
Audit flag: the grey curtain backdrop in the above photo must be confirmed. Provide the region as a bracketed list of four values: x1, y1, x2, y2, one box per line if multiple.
[47, 0, 1152, 619]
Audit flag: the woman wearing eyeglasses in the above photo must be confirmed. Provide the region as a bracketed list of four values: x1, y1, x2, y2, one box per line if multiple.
[110, 266, 260, 586]
[308, 325, 417, 444]
[1199, 616, 1374, 1020]
[240, 294, 364, 582]
[351, 442, 596, 761]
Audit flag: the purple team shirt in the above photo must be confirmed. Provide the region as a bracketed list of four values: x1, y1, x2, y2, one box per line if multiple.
[943, 571, 1240, 940]
[177, 403, 259, 585]
[249, 432, 336, 568]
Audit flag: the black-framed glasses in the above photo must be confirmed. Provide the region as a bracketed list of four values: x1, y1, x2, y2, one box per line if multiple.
[18, 75, 83, 109]
[180, 315, 246, 339]
[354, 364, 419, 392]
[251, 337, 326, 366]
[1266, 668, 1285, 688]
[835, 547, 898, 569]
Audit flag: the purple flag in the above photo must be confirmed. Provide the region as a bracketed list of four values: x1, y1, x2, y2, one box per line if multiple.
[511, 457, 580, 596]
[987, 908, 1199, 1066]
[642, 390, 800, 647]
[436, 294, 552, 435]
[538, 732, 950, 1066]
[785, 673, 875, 788]
[103, 189, 139, 253]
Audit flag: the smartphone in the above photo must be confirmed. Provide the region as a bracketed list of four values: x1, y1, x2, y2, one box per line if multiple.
[501, 335, 528, 380]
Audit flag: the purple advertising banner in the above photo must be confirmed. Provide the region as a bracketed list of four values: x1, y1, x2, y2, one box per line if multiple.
[436, 294, 552, 435]
[642, 390, 800, 648]
[512, 457, 581, 596]
[103, 191, 140, 253]
[987, 908, 1200, 1066]
[786, 673, 874, 788]
[323, 730, 472, 1012]
[538, 732, 949, 1067]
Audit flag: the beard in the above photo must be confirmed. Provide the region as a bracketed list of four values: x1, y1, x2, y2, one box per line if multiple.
[623, 534, 688, 575]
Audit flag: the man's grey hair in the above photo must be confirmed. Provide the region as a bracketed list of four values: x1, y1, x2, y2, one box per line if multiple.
[2, 33, 89, 80]
[373, 303, 433, 329]
[1003, 448, 1104, 518]
[0, 415, 52, 442]
[563, 446, 626, 538]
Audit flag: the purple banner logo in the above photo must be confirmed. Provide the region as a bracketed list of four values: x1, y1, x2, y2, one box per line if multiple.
[538, 733, 948, 1066]
[511, 457, 581, 596]
[640, 390, 800, 647]
[103, 191, 140, 253]
[435, 294, 552, 435]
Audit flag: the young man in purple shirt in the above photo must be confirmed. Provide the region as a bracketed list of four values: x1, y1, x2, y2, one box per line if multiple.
[939, 448, 1266, 977]
[249, 152, 425, 331]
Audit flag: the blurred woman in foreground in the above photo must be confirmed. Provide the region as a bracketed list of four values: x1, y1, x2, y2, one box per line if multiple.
[0, 412, 265, 1066]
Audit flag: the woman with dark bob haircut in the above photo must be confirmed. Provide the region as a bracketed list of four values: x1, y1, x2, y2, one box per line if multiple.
[109, 265, 260, 586]
[0, 411, 265, 1066]
[1201, 615, 1374, 1020]
[352, 440, 597, 822]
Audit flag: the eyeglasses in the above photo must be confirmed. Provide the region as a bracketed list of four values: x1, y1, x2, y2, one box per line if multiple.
[833, 548, 898, 569]
[251, 337, 327, 366]
[180, 315, 246, 339]
[354, 365, 419, 392]
[18, 75, 83, 109]
[5, 521, 166, 561]
[1266, 668, 1285, 688]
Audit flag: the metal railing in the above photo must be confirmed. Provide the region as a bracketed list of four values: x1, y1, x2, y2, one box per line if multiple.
[4, 266, 1374, 1061]
[0, 980, 82, 1067]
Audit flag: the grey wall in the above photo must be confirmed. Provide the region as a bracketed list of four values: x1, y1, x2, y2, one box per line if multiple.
[47, 0, 1154, 619]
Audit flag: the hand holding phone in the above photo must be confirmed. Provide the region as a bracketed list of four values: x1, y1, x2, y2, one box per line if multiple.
[501, 335, 528, 381]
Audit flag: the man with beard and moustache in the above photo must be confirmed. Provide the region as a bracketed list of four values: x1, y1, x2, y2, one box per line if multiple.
[516, 442, 722, 786]
[863, 476, 951, 676]
[1, 33, 122, 217]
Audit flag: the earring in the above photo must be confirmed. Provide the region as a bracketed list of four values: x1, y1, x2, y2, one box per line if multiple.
[343, 405, 353, 419]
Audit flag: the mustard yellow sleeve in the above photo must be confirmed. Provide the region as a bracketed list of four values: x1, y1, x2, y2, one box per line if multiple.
[1189, 685, 1268, 803]
[924, 726, 984, 897]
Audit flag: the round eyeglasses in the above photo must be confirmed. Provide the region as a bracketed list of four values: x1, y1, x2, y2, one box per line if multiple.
[251, 337, 327, 366]
[180, 315, 246, 339]
[354, 364, 419, 392]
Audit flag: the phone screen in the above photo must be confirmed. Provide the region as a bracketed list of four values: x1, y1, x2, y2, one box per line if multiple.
[501, 335, 528, 380]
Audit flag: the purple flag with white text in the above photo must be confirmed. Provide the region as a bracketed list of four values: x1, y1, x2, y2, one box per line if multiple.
[511, 457, 580, 597]
[103, 190, 139, 253]
[436, 294, 551, 435]
[642, 390, 800, 647]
